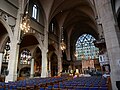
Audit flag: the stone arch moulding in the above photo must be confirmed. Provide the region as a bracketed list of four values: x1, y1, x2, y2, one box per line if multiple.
[21, 33, 43, 51]
[0, 36, 9, 52]
[33, 46, 42, 57]
[0, 17, 13, 42]
[117, 7, 120, 16]
[34, 33, 44, 49]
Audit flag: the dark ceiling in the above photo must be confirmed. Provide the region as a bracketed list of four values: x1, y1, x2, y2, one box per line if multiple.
[20, 35, 39, 47]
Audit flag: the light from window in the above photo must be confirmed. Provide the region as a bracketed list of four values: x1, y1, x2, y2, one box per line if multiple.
[76, 34, 99, 60]
[20, 49, 31, 64]
[32, 4, 37, 19]
[3, 41, 11, 63]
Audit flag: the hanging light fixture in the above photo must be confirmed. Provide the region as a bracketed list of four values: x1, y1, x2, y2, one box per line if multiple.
[60, 27, 66, 51]
[20, 0, 30, 34]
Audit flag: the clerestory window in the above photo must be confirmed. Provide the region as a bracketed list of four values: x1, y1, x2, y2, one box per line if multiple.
[32, 4, 37, 19]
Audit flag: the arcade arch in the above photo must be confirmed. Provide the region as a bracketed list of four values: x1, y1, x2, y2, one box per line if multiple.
[0, 20, 13, 81]
[18, 34, 42, 78]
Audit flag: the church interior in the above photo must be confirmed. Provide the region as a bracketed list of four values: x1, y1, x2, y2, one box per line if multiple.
[0, 0, 120, 90]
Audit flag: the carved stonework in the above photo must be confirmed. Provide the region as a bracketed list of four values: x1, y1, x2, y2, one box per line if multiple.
[35, 32, 44, 43]
[9, 25, 15, 32]
[29, 28, 36, 34]
[0, 9, 16, 33]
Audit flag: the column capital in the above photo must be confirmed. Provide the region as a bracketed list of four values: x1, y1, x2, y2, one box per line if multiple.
[42, 47, 48, 53]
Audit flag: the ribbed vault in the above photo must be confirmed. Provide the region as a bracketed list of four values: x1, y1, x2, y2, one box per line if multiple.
[38, 0, 99, 60]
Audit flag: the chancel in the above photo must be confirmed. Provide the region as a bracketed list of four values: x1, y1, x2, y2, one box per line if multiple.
[0, 0, 120, 90]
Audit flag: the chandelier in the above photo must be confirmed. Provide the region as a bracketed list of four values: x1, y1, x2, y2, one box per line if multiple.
[20, 0, 30, 34]
[60, 27, 66, 51]
[60, 39, 66, 51]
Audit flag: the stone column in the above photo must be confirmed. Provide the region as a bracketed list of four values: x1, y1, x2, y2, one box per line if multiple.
[5, 0, 24, 82]
[48, 58, 51, 77]
[95, 0, 120, 89]
[30, 58, 34, 78]
[41, 19, 48, 77]
[58, 51, 62, 76]
[0, 52, 3, 74]
[41, 48, 48, 77]
[14, 44, 20, 81]
[57, 25, 63, 75]
[67, 41, 71, 61]
[5, 43, 19, 82]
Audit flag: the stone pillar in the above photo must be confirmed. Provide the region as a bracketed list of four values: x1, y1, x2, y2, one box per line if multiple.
[5, 43, 19, 82]
[41, 18, 48, 77]
[95, 0, 120, 89]
[58, 51, 62, 76]
[41, 48, 48, 77]
[14, 44, 20, 81]
[57, 25, 63, 75]
[67, 41, 71, 61]
[5, 0, 24, 82]
[0, 53, 3, 74]
[48, 58, 51, 77]
[30, 58, 34, 78]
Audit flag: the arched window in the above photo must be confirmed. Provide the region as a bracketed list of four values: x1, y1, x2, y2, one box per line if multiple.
[32, 4, 37, 19]
[20, 49, 31, 64]
[49, 18, 58, 35]
[3, 40, 11, 63]
[76, 34, 99, 60]
[49, 22, 57, 34]
[30, 1, 44, 23]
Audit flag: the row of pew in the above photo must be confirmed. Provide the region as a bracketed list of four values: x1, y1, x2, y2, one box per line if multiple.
[0, 76, 109, 90]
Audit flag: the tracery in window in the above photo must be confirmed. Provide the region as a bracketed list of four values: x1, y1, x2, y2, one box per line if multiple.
[32, 4, 37, 19]
[76, 34, 99, 60]
[3, 40, 11, 63]
[20, 49, 31, 64]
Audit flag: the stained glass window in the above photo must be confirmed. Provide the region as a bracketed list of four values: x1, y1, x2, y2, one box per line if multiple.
[3, 41, 11, 63]
[20, 49, 31, 64]
[76, 34, 99, 60]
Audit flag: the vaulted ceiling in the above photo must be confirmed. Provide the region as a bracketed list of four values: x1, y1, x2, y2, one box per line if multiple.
[38, 0, 99, 50]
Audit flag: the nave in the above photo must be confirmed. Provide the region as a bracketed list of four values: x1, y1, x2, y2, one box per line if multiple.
[0, 0, 120, 89]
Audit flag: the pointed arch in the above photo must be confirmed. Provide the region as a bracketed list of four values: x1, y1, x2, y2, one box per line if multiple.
[76, 34, 99, 60]
[0, 17, 13, 42]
